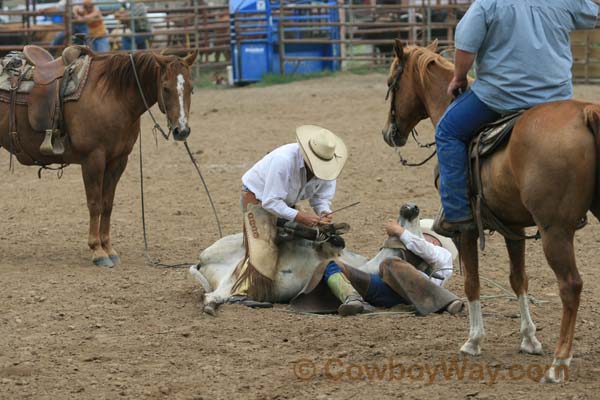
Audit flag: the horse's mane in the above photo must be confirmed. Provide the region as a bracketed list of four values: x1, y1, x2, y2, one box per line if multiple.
[404, 45, 454, 86]
[93, 52, 159, 97]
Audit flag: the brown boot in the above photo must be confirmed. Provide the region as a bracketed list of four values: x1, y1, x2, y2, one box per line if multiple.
[338, 294, 375, 316]
[433, 208, 475, 238]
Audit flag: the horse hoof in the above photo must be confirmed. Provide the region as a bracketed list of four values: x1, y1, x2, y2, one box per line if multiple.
[109, 255, 121, 266]
[520, 337, 543, 355]
[93, 256, 115, 268]
[460, 341, 481, 356]
[203, 302, 219, 317]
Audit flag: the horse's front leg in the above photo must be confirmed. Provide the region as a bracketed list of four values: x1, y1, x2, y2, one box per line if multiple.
[506, 232, 543, 355]
[458, 229, 485, 356]
[81, 151, 112, 267]
[99, 155, 129, 266]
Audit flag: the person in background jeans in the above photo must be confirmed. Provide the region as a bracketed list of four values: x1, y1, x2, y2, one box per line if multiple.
[115, 0, 152, 50]
[75, 0, 110, 52]
[50, 0, 88, 49]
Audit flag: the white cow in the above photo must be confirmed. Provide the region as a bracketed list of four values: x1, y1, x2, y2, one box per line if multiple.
[190, 205, 458, 315]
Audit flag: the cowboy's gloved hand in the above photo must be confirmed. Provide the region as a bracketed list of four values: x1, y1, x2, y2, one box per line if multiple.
[295, 211, 321, 227]
[384, 219, 404, 236]
[318, 211, 333, 225]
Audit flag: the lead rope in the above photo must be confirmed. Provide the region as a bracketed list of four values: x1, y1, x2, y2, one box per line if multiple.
[183, 140, 223, 239]
[131, 53, 223, 268]
[138, 127, 190, 268]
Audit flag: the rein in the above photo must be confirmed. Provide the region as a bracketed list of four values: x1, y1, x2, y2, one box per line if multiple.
[129, 53, 223, 268]
[129, 53, 170, 142]
[394, 129, 437, 167]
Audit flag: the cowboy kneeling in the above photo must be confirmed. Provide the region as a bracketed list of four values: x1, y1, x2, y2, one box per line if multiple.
[231, 125, 371, 313]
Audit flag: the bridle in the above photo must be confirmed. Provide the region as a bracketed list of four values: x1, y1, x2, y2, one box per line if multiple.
[385, 59, 437, 167]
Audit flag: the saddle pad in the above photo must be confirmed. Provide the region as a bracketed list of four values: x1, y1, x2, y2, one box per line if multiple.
[470, 111, 524, 159]
[0, 54, 91, 102]
[0, 52, 34, 94]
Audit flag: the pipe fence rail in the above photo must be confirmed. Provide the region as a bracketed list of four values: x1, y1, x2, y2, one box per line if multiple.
[0, 0, 230, 70]
[0, 0, 599, 81]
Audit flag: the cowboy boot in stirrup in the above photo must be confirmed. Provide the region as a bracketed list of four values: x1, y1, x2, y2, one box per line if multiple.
[432, 208, 475, 238]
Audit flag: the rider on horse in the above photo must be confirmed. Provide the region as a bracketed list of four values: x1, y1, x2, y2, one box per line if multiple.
[433, 0, 599, 237]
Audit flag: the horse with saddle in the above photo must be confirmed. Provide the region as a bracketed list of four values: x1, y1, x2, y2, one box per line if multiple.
[0, 44, 92, 161]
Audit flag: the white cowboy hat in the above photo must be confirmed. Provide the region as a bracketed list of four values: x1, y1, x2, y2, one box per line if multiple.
[420, 218, 459, 262]
[296, 125, 348, 181]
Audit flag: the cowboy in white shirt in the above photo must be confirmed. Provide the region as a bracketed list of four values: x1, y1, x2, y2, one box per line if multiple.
[240, 125, 344, 226]
[232, 126, 372, 313]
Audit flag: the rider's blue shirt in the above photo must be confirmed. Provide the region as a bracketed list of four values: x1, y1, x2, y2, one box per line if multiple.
[455, 0, 598, 113]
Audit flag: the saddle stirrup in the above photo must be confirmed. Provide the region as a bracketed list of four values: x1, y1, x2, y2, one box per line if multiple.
[40, 129, 65, 156]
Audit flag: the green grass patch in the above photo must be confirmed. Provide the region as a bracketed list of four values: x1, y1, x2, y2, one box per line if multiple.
[192, 65, 389, 89]
[255, 70, 337, 86]
[346, 65, 389, 75]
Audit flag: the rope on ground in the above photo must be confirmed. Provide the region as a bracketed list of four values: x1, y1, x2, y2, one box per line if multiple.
[274, 308, 414, 318]
[138, 130, 193, 268]
[479, 275, 548, 305]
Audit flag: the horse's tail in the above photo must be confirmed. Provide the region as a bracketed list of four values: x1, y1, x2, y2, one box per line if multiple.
[584, 104, 600, 217]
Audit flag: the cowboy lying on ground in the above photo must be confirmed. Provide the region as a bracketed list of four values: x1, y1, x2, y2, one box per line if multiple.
[290, 203, 464, 316]
[230, 126, 373, 313]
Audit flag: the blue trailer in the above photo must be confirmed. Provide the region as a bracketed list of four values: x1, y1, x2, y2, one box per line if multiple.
[229, 0, 340, 84]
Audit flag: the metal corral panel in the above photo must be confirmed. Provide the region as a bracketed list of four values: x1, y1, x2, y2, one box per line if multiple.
[229, 0, 340, 84]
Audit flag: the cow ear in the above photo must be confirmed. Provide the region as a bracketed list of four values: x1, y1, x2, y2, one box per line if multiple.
[394, 39, 405, 61]
[426, 39, 439, 52]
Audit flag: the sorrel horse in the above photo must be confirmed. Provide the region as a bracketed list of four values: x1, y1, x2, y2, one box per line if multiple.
[381, 40, 600, 383]
[0, 49, 198, 267]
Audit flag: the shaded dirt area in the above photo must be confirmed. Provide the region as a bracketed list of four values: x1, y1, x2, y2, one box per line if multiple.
[1, 74, 600, 399]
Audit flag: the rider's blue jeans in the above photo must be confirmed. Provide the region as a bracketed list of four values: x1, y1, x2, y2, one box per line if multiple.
[435, 89, 500, 222]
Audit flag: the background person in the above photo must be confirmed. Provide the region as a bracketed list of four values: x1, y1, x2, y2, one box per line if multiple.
[50, 0, 88, 49]
[114, 0, 152, 50]
[75, 0, 110, 52]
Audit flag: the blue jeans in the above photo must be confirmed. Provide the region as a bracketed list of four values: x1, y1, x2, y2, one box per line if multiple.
[121, 34, 150, 50]
[323, 261, 403, 308]
[89, 36, 110, 53]
[51, 24, 88, 46]
[435, 89, 500, 222]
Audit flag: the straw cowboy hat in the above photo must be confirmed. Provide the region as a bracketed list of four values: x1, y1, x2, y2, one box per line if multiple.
[296, 125, 348, 180]
[420, 218, 459, 262]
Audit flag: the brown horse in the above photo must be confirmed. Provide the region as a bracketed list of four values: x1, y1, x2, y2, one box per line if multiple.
[381, 39, 600, 383]
[0, 49, 198, 267]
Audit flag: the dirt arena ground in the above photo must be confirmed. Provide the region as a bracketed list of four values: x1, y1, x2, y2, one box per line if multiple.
[1, 73, 600, 399]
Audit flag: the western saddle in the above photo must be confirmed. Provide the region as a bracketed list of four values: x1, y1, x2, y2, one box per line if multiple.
[20, 45, 84, 156]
